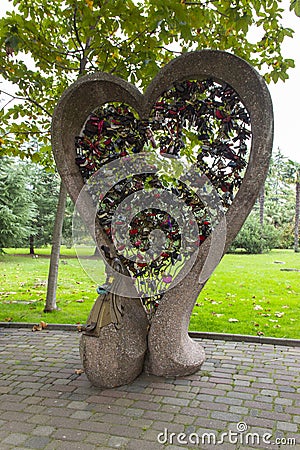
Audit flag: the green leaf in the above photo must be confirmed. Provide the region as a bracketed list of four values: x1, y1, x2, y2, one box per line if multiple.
[290, 0, 300, 17]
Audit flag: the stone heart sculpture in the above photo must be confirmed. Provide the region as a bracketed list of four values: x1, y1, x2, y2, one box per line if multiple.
[52, 50, 273, 386]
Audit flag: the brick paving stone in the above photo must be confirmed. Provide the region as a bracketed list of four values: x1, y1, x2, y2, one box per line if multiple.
[1, 411, 33, 422]
[129, 418, 153, 428]
[23, 436, 52, 449]
[160, 404, 181, 413]
[83, 431, 109, 445]
[142, 427, 166, 441]
[143, 410, 175, 422]
[123, 407, 145, 417]
[32, 426, 56, 436]
[151, 421, 185, 433]
[107, 435, 129, 447]
[229, 405, 249, 415]
[126, 438, 162, 450]
[44, 440, 97, 450]
[274, 397, 294, 406]
[70, 410, 93, 420]
[1, 329, 300, 450]
[114, 398, 135, 407]
[210, 410, 241, 422]
[2, 433, 28, 445]
[160, 396, 190, 406]
[277, 421, 298, 432]
[133, 400, 160, 411]
[4, 421, 36, 433]
[99, 413, 131, 425]
[198, 401, 229, 412]
[254, 395, 274, 403]
[173, 414, 196, 425]
[109, 424, 144, 439]
[215, 396, 243, 406]
[53, 429, 88, 442]
[77, 421, 111, 433]
[67, 400, 89, 409]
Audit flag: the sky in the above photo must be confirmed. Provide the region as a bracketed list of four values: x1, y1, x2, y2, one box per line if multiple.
[1, 0, 300, 163]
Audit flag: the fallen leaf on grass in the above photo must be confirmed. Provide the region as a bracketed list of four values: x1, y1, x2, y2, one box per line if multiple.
[257, 331, 264, 336]
[228, 318, 239, 323]
[275, 312, 284, 318]
[4, 317, 12, 322]
[254, 305, 263, 311]
[211, 312, 224, 317]
[76, 299, 85, 303]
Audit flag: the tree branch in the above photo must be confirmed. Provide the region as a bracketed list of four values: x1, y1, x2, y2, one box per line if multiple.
[80, 36, 93, 75]
[0, 90, 52, 117]
[73, 3, 85, 52]
[157, 46, 182, 54]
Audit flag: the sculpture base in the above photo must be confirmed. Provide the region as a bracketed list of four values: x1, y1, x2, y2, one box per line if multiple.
[80, 299, 148, 388]
[144, 337, 205, 378]
[80, 330, 144, 388]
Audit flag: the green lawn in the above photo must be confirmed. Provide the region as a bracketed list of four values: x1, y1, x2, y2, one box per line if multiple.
[0, 247, 299, 339]
[190, 250, 300, 339]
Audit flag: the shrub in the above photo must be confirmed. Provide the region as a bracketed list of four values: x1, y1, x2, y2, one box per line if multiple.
[229, 215, 280, 254]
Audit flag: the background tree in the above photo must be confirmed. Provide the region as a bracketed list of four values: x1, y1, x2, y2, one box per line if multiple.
[29, 167, 60, 254]
[284, 159, 300, 252]
[0, 157, 73, 253]
[295, 168, 300, 252]
[0, 157, 35, 251]
[230, 150, 299, 253]
[28, 164, 74, 254]
[0, 0, 296, 309]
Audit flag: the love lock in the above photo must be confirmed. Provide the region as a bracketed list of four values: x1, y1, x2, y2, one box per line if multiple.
[52, 50, 273, 386]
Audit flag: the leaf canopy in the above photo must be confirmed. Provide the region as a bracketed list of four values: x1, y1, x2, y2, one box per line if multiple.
[0, 0, 296, 166]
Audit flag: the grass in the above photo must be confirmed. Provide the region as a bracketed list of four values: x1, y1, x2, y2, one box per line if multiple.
[0, 246, 102, 325]
[0, 247, 299, 339]
[190, 250, 300, 339]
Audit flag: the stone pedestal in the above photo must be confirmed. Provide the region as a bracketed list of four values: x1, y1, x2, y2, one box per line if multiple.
[80, 298, 148, 388]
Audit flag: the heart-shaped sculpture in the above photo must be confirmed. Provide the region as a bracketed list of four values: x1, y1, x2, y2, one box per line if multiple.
[52, 50, 273, 385]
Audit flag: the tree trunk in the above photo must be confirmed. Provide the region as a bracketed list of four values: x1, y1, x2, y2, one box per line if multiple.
[295, 179, 300, 253]
[44, 180, 67, 312]
[258, 185, 265, 253]
[259, 185, 265, 227]
[29, 234, 35, 255]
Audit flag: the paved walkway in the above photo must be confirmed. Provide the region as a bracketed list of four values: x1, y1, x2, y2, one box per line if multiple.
[0, 328, 299, 450]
